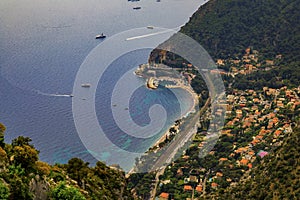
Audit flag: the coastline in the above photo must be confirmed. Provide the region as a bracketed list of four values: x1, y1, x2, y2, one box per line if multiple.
[127, 84, 198, 175]
[127, 63, 199, 174]
[152, 84, 198, 148]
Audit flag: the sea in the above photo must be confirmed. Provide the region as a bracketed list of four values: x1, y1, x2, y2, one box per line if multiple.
[0, 0, 206, 171]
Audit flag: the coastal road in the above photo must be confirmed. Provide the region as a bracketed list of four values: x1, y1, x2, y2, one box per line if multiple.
[150, 98, 210, 171]
[149, 98, 210, 200]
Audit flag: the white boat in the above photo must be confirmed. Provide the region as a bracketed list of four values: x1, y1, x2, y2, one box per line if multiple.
[95, 33, 106, 39]
[81, 83, 91, 88]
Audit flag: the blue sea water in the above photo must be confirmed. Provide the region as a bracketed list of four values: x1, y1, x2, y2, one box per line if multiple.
[0, 0, 205, 170]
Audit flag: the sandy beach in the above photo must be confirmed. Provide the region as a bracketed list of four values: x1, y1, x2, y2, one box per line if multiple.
[151, 84, 199, 149]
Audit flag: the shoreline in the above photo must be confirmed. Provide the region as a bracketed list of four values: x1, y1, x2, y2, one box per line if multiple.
[127, 85, 198, 175]
[127, 64, 199, 174]
[152, 84, 198, 148]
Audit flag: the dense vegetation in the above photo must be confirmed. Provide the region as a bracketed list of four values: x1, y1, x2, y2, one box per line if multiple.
[0, 123, 133, 200]
[181, 0, 300, 62]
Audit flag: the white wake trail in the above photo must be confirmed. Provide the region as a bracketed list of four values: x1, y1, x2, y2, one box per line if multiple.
[34, 90, 73, 97]
[125, 25, 184, 41]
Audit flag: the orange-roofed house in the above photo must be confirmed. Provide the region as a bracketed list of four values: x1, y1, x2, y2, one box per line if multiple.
[274, 129, 282, 137]
[255, 135, 264, 140]
[159, 192, 169, 200]
[272, 117, 279, 124]
[184, 185, 193, 191]
[196, 185, 203, 193]
[251, 139, 259, 146]
[239, 158, 249, 166]
[219, 157, 228, 162]
[211, 182, 218, 188]
[248, 163, 253, 169]
[216, 172, 223, 177]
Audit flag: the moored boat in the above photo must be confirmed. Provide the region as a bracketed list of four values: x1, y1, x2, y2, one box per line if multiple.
[81, 83, 91, 88]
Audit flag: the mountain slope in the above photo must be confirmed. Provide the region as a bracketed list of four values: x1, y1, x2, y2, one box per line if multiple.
[181, 0, 300, 62]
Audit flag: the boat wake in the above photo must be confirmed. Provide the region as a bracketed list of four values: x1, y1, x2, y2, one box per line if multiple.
[125, 25, 184, 41]
[126, 29, 173, 41]
[34, 90, 73, 97]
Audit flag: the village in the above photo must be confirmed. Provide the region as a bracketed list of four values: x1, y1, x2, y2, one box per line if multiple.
[155, 48, 300, 200]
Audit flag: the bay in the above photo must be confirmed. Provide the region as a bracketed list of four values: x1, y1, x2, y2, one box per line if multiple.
[0, 0, 206, 170]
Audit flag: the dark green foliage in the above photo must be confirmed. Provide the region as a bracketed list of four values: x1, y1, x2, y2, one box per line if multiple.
[0, 130, 133, 200]
[181, 0, 300, 61]
[9, 136, 39, 171]
[50, 182, 86, 200]
[9, 177, 33, 200]
[127, 172, 155, 199]
[66, 158, 89, 187]
[0, 180, 10, 200]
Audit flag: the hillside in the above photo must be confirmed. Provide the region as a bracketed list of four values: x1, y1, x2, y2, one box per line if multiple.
[181, 0, 300, 62]
[217, 128, 300, 199]
[150, 0, 300, 89]
[144, 0, 300, 199]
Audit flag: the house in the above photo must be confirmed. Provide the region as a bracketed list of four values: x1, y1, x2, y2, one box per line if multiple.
[177, 168, 183, 177]
[239, 158, 249, 166]
[257, 150, 268, 158]
[219, 157, 228, 162]
[184, 185, 193, 191]
[196, 185, 203, 193]
[159, 192, 169, 200]
[265, 60, 274, 66]
[211, 182, 218, 188]
[189, 175, 198, 183]
[274, 129, 282, 137]
[248, 163, 253, 169]
[216, 172, 223, 177]
[236, 109, 243, 117]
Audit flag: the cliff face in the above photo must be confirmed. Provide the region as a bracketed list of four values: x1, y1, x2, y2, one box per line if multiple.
[29, 175, 51, 200]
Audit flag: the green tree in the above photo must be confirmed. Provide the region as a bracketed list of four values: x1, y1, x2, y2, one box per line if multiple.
[0, 181, 10, 200]
[12, 144, 39, 170]
[66, 158, 89, 187]
[12, 136, 34, 148]
[50, 182, 86, 200]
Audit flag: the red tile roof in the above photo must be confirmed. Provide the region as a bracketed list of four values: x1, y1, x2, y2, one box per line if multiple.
[159, 192, 169, 199]
[184, 185, 193, 191]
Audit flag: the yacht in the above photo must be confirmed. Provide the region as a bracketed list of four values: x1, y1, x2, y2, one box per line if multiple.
[95, 33, 106, 39]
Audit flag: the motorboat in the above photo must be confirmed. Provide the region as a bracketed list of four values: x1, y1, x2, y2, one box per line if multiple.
[95, 33, 106, 39]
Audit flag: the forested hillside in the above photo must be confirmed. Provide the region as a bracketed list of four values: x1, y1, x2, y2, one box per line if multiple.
[181, 0, 300, 62]
[0, 123, 133, 200]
